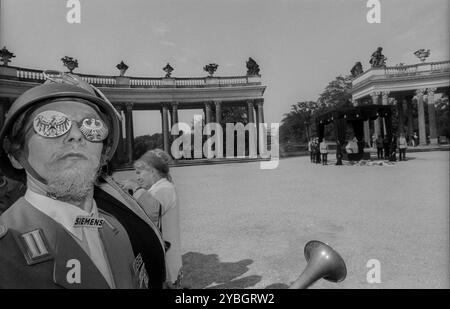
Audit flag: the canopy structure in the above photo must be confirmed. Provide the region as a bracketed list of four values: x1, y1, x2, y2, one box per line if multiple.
[314, 105, 393, 165]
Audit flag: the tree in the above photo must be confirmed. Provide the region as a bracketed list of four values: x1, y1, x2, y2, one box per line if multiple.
[318, 75, 353, 109]
[280, 75, 353, 144]
[280, 101, 322, 143]
[133, 133, 163, 160]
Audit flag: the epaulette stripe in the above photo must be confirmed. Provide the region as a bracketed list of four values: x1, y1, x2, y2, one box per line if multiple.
[22, 231, 49, 257]
[16, 229, 53, 265]
[32, 232, 49, 255]
[23, 233, 41, 258]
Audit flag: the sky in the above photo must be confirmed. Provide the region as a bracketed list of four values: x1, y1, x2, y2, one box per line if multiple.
[1, 0, 449, 136]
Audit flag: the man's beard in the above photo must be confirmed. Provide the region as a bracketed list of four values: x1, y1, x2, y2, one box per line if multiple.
[45, 153, 101, 203]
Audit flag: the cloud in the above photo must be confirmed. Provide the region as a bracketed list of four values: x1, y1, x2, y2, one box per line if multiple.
[161, 40, 176, 47]
[152, 23, 170, 37]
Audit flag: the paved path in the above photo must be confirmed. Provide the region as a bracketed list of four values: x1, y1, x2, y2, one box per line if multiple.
[115, 151, 449, 289]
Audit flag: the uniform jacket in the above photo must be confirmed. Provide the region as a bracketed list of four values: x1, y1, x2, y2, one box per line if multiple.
[0, 183, 166, 289]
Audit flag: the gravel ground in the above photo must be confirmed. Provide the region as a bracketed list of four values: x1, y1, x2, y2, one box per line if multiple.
[114, 151, 449, 289]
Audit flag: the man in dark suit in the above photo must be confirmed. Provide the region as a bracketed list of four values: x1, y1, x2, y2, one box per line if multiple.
[0, 71, 165, 288]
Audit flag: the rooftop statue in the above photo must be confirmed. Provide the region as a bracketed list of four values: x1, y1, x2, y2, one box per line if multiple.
[203, 63, 219, 77]
[0, 47, 15, 66]
[163, 63, 174, 78]
[246, 57, 260, 76]
[414, 49, 431, 62]
[61, 56, 78, 73]
[350, 62, 363, 77]
[369, 47, 387, 68]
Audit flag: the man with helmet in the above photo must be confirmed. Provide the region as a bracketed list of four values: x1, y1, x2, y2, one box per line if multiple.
[0, 71, 166, 288]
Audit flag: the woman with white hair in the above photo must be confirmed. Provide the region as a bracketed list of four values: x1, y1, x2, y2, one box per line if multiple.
[121, 149, 182, 288]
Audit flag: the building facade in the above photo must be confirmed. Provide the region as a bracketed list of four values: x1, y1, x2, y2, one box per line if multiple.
[0, 62, 266, 167]
[351, 60, 450, 146]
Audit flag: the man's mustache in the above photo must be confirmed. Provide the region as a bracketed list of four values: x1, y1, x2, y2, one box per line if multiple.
[50, 148, 98, 164]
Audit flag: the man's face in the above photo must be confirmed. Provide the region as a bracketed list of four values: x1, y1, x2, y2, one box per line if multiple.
[26, 101, 104, 201]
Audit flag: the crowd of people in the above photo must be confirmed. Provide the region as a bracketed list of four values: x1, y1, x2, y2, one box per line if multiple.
[307, 132, 411, 165]
[308, 138, 329, 165]
[372, 133, 408, 161]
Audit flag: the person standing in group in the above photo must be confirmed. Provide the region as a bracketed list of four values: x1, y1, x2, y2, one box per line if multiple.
[413, 132, 419, 147]
[376, 135, 384, 159]
[313, 138, 321, 164]
[389, 135, 397, 162]
[121, 149, 183, 289]
[398, 133, 408, 161]
[308, 139, 314, 163]
[372, 134, 377, 149]
[319, 139, 329, 165]
[383, 135, 390, 160]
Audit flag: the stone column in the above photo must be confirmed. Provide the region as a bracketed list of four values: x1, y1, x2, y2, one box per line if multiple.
[204, 102, 212, 124]
[406, 96, 414, 141]
[426, 88, 438, 145]
[381, 91, 390, 136]
[161, 103, 170, 153]
[171, 102, 179, 124]
[255, 101, 265, 154]
[396, 97, 405, 135]
[257, 101, 265, 124]
[416, 88, 427, 146]
[170, 102, 179, 135]
[214, 100, 222, 124]
[124, 102, 134, 164]
[371, 92, 381, 137]
[246, 100, 254, 123]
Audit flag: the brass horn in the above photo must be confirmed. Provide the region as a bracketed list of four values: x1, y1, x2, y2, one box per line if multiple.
[289, 240, 347, 289]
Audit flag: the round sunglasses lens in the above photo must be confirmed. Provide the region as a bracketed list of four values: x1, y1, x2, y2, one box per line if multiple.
[79, 118, 109, 142]
[33, 111, 72, 138]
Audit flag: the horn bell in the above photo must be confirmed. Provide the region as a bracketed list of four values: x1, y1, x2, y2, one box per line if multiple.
[290, 240, 347, 289]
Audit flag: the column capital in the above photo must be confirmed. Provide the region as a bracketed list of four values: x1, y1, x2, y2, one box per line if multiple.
[160, 102, 171, 109]
[171, 101, 179, 108]
[204, 101, 212, 110]
[246, 99, 254, 107]
[381, 91, 390, 98]
[255, 100, 264, 107]
[213, 100, 222, 107]
[113, 104, 123, 112]
[415, 88, 426, 96]
[124, 102, 134, 110]
[427, 87, 437, 95]
[371, 91, 381, 96]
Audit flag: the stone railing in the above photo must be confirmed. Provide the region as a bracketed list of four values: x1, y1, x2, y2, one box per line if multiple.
[129, 75, 260, 88]
[352, 60, 450, 86]
[16, 67, 46, 81]
[0, 65, 261, 88]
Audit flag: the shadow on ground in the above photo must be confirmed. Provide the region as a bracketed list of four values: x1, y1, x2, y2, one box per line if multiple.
[182, 252, 262, 289]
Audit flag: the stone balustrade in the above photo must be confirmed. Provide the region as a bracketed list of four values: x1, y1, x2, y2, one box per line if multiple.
[0, 65, 261, 88]
[352, 60, 450, 86]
